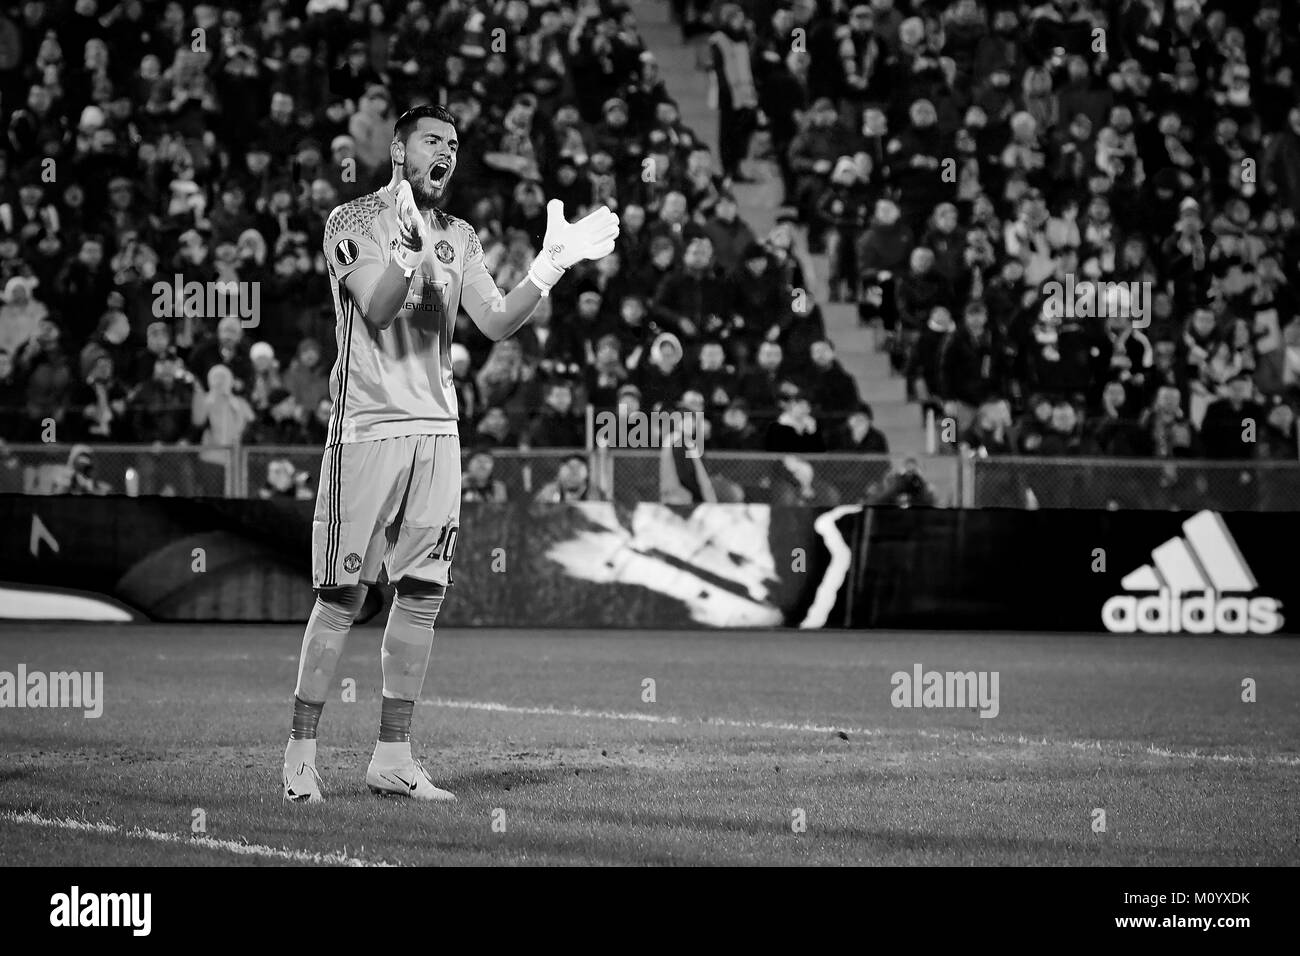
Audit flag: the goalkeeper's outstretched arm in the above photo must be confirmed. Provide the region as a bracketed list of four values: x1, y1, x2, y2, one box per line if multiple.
[465, 200, 619, 341]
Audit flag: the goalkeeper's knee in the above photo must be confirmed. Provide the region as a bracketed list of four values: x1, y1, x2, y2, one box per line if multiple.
[316, 584, 369, 624]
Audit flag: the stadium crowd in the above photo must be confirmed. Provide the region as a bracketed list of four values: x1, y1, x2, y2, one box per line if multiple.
[1, 0, 1299, 509]
[0, 0, 876, 489]
[740, 0, 1300, 462]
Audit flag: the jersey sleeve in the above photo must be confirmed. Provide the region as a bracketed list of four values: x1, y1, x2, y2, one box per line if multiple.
[324, 197, 388, 312]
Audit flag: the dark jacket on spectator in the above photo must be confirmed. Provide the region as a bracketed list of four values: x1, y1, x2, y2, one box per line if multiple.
[129, 378, 195, 443]
[526, 408, 586, 449]
[1083, 414, 1148, 457]
[805, 360, 860, 419]
[1199, 396, 1268, 460]
[765, 417, 825, 454]
[939, 326, 1000, 407]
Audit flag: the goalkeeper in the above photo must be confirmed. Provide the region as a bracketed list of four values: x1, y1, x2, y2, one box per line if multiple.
[283, 103, 619, 803]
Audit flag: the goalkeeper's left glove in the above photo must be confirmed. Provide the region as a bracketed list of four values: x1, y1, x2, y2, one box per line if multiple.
[392, 179, 428, 277]
[527, 200, 620, 296]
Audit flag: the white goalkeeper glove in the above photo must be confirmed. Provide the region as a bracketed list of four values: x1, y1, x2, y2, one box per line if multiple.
[527, 199, 620, 296]
[392, 179, 427, 276]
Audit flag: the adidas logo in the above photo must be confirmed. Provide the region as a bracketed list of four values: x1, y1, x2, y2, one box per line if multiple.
[1102, 511, 1283, 634]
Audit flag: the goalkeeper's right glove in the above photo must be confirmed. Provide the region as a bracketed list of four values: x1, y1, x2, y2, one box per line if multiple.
[392, 179, 427, 277]
[527, 199, 620, 296]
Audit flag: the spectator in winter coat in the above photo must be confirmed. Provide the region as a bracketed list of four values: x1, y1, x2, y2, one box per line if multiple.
[15, 317, 72, 439]
[737, 340, 786, 422]
[281, 338, 330, 415]
[805, 339, 861, 424]
[906, 306, 954, 408]
[130, 351, 197, 444]
[939, 302, 1001, 431]
[652, 237, 732, 343]
[829, 401, 889, 453]
[526, 380, 586, 449]
[895, 247, 953, 336]
[188, 317, 253, 396]
[637, 331, 689, 412]
[1261, 402, 1299, 461]
[1084, 379, 1147, 457]
[713, 397, 763, 450]
[962, 398, 1015, 456]
[1199, 372, 1268, 460]
[700, 194, 757, 274]
[765, 382, 825, 453]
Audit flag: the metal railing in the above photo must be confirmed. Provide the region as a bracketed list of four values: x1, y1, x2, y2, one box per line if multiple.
[0, 443, 237, 497]
[5, 442, 1300, 511]
[965, 454, 1300, 512]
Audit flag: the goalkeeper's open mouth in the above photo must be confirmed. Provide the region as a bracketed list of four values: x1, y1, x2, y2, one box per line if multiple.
[428, 161, 452, 189]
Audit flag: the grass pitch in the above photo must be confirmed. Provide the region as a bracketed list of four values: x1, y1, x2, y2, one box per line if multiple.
[1, 624, 1297, 866]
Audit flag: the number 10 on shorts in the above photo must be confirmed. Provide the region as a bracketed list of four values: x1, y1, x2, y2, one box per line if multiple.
[427, 522, 458, 561]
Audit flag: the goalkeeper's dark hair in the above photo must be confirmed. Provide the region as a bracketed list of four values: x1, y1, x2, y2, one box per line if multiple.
[393, 104, 458, 148]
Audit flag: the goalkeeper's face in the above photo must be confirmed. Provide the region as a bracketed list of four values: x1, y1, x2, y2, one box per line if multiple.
[401, 117, 458, 208]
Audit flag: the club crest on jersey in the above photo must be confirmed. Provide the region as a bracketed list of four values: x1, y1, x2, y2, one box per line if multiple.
[335, 238, 359, 265]
[434, 240, 455, 264]
[343, 552, 362, 574]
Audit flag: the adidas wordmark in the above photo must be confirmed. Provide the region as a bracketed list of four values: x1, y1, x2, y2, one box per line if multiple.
[1102, 511, 1283, 634]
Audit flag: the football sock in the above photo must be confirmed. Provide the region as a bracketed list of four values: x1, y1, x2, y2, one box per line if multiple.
[372, 739, 411, 764]
[378, 696, 415, 743]
[379, 588, 444, 702]
[290, 696, 324, 740]
[293, 584, 368, 703]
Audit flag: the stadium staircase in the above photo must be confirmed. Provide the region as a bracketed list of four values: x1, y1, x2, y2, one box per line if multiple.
[637, 1, 922, 460]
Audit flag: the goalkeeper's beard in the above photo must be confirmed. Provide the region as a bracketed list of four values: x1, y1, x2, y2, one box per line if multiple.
[405, 168, 448, 209]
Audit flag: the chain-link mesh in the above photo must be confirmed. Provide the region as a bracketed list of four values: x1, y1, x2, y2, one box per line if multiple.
[17, 443, 1296, 512]
[971, 456, 1300, 511]
[0, 443, 233, 496]
[606, 450, 955, 506]
[243, 445, 581, 502]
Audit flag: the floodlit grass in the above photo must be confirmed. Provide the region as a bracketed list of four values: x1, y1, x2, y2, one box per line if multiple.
[1, 625, 1297, 865]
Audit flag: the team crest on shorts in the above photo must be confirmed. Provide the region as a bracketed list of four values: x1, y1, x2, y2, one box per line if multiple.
[335, 238, 359, 265]
[434, 240, 455, 263]
[343, 552, 362, 573]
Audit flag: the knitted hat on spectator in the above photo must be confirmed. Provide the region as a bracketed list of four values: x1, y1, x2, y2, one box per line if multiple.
[250, 341, 275, 363]
[742, 241, 767, 261]
[267, 387, 293, 407]
[450, 343, 471, 366]
[1, 275, 38, 303]
[78, 105, 106, 131]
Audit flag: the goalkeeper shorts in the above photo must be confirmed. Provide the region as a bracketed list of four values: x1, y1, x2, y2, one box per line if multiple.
[312, 433, 461, 589]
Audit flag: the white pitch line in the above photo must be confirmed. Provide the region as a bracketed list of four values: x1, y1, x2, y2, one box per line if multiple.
[424, 697, 884, 737]
[422, 698, 1300, 767]
[0, 811, 394, 867]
